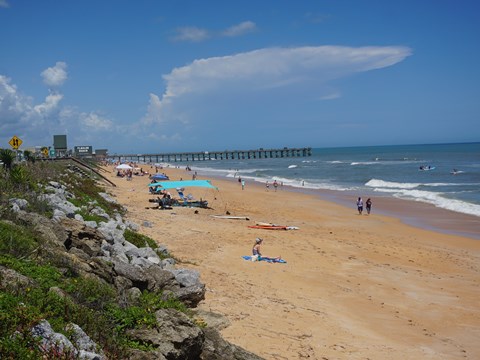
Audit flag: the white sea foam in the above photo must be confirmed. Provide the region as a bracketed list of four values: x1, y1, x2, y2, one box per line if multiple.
[368, 186, 480, 217]
[288, 165, 298, 169]
[366, 179, 421, 189]
[350, 161, 379, 166]
[366, 179, 480, 189]
[396, 190, 479, 217]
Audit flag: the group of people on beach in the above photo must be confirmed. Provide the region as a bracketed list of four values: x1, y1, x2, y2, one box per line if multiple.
[356, 197, 372, 215]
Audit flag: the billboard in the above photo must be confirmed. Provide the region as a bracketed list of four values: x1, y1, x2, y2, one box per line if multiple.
[74, 146, 93, 156]
[53, 135, 67, 150]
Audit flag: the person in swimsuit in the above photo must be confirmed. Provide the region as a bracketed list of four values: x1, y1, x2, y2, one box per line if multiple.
[252, 238, 281, 261]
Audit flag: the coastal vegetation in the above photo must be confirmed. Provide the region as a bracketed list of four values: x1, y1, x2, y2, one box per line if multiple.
[0, 158, 183, 357]
[0, 156, 258, 359]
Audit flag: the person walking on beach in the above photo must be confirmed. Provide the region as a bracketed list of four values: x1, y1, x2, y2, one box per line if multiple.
[241, 179, 245, 190]
[366, 198, 372, 215]
[265, 181, 270, 191]
[356, 197, 363, 215]
[273, 180, 278, 192]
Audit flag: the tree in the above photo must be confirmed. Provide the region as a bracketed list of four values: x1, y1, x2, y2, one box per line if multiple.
[0, 148, 16, 170]
[23, 150, 36, 163]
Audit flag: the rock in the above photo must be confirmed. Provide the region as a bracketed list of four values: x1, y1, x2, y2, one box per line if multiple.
[39, 193, 79, 216]
[201, 327, 264, 360]
[125, 247, 160, 264]
[171, 269, 201, 288]
[155, 245, 170, 257]
[192, 309, 230, 331]
[172, 284, 206, 308]
[9, 198, 28, 210]
[161, 258, 176, 269]
[126, 308, 204, 360]
[125, 220, 140, 231]
[0, 266, 34, 292]
[60, 218, 104, 256]
[98, 192, 117, 204]
[128, 349, 167, 360]
[90, 207, 110, 220]
[112, 260, 149, 291]
[31, 320, 77, 357]
[143, 266, 178, 292]
[97, 220, 125, 244]
[65, 323, 104, 359]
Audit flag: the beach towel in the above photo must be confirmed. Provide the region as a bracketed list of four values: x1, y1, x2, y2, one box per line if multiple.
[242, 256, 286, 264]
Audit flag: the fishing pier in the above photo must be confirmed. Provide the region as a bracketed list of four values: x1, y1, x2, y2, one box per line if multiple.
[108, 147, 312, 163]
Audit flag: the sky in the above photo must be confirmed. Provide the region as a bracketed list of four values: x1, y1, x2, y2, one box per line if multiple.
[1, 0, 479, 154]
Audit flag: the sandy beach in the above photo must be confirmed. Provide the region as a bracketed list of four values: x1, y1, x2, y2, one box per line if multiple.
[105, 165, 480, 360]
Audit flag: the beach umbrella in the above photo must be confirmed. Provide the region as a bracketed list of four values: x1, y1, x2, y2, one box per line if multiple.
[116, 164, 133, 170]
[151, 173, 169, 180]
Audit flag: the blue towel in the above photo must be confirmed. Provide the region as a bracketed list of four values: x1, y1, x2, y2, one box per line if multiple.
[242, 256, 286, 263]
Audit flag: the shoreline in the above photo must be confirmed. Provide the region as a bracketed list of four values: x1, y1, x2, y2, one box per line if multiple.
[105, 165, 480, 359]
[191, 169, 480, 241]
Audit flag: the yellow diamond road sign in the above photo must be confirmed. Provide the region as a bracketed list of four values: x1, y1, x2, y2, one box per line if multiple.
[9, 135, 23, 149]
[42, 148, 49, 156]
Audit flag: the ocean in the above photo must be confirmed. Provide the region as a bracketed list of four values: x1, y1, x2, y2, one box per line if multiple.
[168, 142, 480, 222]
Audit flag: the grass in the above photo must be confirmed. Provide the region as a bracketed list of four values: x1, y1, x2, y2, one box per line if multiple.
[0, 159, 200, 358]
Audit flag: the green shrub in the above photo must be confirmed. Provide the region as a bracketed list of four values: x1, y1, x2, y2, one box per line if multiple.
[63, 277, 116, 309]
[0, 256, 62, 290]
[0, 222, 38, 259]
[124, 229, 158, 249]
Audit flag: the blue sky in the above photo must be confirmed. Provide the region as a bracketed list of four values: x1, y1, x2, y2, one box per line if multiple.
[1, 0, 479, 154]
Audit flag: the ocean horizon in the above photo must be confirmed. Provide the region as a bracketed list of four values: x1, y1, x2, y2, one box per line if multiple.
[139, 142, 480, 238]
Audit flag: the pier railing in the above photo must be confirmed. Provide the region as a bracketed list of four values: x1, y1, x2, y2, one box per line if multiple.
[108, 147, 312, 163]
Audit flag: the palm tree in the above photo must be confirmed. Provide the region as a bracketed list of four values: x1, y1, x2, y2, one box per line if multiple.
[0, 148, 16, 170]
[23, 150, 36, 163]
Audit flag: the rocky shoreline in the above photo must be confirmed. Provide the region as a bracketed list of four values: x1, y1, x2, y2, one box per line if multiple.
[3, 175, 262, 359]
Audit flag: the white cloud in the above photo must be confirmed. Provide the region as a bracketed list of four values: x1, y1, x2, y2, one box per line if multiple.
[141, 93, 163, 125]
[222, 21, 257, 37]
[172, 27, 209, 42]
[320, 91, 341, 100]
[149, 45, 412, 124]
[172, 21, 257, 42]
[0, 71, 114, 148]
[0, 0, 9, 8]
[0, 75, 30, 129]
[79, 112, 114, 131]
[41, 61, 68, 87]
[33, 92, 63, 116]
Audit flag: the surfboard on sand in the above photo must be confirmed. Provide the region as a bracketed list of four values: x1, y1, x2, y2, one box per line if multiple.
[249, 222, 299, 230]
[210, 215, 250, 220]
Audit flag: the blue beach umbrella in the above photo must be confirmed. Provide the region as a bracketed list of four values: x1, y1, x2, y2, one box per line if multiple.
[151, 173, 170, 181]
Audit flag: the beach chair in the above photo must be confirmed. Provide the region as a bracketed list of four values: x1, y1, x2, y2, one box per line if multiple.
[176, 189, 190, 205]
[175, 188, 209, 208]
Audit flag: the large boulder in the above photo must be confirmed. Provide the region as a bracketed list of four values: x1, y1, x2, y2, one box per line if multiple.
[201, 327, 264, 360]
[126, 308, 204, 360]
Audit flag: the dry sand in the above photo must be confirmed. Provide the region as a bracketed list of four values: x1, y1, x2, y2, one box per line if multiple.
[105, 165, 480, 360]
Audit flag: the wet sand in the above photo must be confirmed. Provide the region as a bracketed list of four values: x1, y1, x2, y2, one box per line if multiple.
[105, 166, 480, 360]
